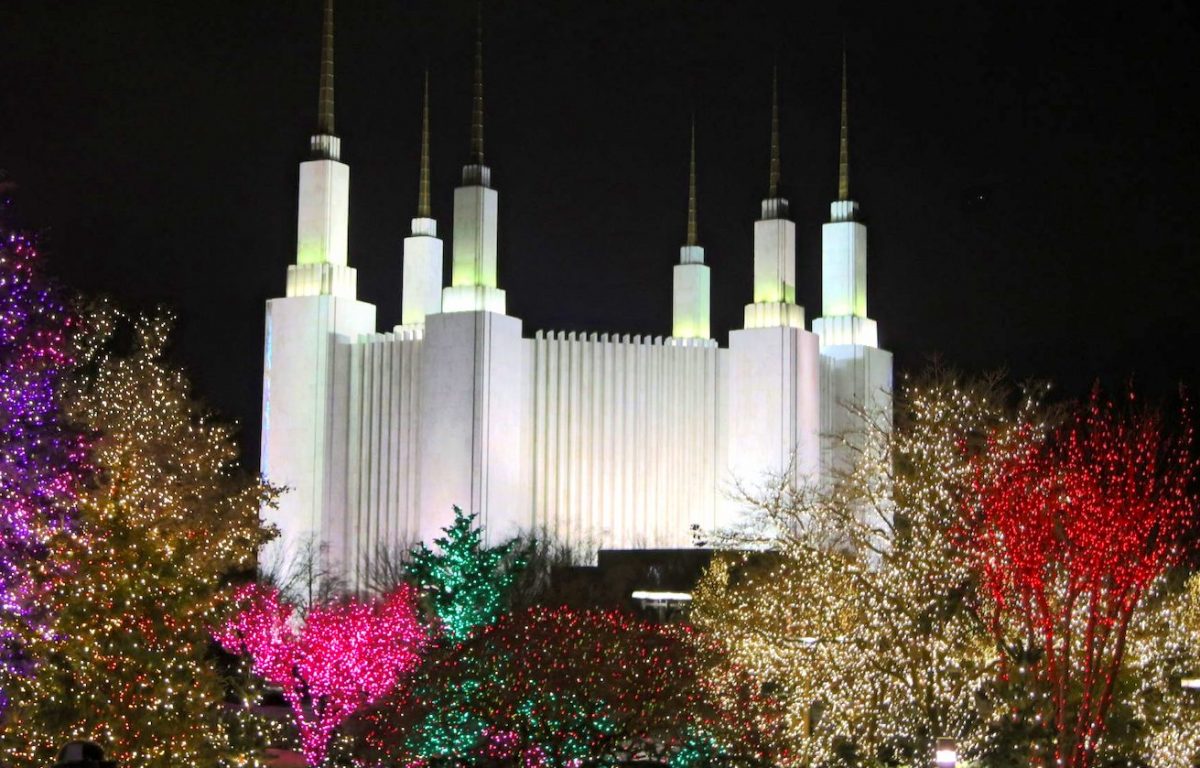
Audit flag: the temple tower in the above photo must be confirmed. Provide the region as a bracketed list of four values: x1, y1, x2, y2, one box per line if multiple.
[725, 69, 821, 512]
[813, 51, 893, 475]
[672, 121, 711, 339]
[441, 9, 505, 315]
[261, 0, 377, 569]
[400, 73, 444, 328]
[416, 7, 529, 546]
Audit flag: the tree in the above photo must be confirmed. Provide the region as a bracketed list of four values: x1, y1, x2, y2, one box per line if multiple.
[966, 389, 1199, 768]
[217, 583, 430, 766]
[0, 222, 87, 717]
[361, 605, 787, 767]
[692, 371, 1051, 765]
[0, 306, 275, 767]
[407, 506, 526, 643]
[1122, 571, 1200, 768]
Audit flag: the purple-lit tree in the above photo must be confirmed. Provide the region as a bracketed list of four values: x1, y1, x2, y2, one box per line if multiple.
[0, 220, 87, 714]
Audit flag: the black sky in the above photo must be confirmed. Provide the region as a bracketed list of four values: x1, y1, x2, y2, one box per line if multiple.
[3, 0, 1199, 466]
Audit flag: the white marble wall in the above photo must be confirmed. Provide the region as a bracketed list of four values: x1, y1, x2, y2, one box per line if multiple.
[260, 292, 375, 570]
[325, 328, 423, 586]
[528, 332, 723, 551]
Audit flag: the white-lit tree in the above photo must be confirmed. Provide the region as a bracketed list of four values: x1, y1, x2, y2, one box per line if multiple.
[693, 371, 1052, 765]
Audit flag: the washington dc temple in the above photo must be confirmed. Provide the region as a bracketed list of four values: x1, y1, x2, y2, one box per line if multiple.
[259, 3, 893, 583]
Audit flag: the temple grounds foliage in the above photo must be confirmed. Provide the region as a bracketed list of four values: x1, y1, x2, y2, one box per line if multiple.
[692, 374, 1200, 768]
[0, 215, 1196, 766]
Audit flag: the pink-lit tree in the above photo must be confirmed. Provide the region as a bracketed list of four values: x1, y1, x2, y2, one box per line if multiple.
[967, 390, 1199, 768]
[216, 583, 430, 765]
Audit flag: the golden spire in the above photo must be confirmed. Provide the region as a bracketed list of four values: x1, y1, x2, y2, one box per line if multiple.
[470, 3, 485, 165]
[316, 0, 335, 136]
[418, 71, 432, 218]
[838, 46, 850, 201]
[768, 65, 781, 199]
[686, 118, 698, 247]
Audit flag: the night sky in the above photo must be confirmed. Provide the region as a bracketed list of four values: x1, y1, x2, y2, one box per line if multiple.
[3, 0, 1198, 466]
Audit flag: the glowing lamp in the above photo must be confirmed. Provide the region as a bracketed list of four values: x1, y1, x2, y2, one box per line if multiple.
[1182, 677, 1200, 690]
[935, 737, 957, 768]
[630, 590, 693, 603]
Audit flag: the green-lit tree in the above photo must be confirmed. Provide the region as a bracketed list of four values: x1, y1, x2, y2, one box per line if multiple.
[406, 506, 526, 642]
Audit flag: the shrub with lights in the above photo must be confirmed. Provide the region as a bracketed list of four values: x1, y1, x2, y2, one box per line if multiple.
[360, 605, 787, 767]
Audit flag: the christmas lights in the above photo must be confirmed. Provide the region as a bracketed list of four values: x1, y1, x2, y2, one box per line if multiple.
[360, 605, 786, 767]
[0, 223, 87, 714]
[693, 371, 1051, 765]
[0, 306, 274, 767]
[967, 388, 1199, 768]
[1123, 572, 1200, 768]
[406, 506, 525, 643]
[217, 583, 430, 766]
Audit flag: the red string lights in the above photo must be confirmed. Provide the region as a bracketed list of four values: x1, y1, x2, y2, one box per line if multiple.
[968, 388, 1199, 768]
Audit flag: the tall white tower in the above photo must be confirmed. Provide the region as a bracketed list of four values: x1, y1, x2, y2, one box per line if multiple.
[401, 73, 444, 329]
[726, 70, 822, 508]
[441, 14, 505, 316]
[260, 0, 376, 569]
[415, 9, 527, 546]
[813, 52, 893, 475]
[673, 122, 711, 339]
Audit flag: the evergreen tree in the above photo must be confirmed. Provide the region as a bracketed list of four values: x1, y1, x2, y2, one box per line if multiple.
[0, 304, 276, 767]
[407, 506, 525, 642]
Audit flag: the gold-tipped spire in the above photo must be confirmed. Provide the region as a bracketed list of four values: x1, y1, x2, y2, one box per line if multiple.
[838, 47, 850, 201]
[686, 119, 698, 247]
[470, 3, 485, 165]
[418, 71, 432, 218]
[768, 65, 781, 199]
[316, 0, 335, 136]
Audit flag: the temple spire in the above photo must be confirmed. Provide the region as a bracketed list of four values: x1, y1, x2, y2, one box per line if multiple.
[316, 0, 335, 136]
[470, 3, 485, 166]
[686, 119, 698, 247]
[418, 71, 432, 218]
[768, 65, 781, 200]
[838, 47, 850, 201]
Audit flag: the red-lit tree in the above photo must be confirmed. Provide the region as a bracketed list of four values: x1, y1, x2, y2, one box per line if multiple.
[216, 583, 430, 766]
[967, 390, 1198, 768]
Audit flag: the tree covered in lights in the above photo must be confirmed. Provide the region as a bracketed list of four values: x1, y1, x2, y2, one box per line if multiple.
[0, 305, 276, 767]
[360, 605, 788, 767]
[407, 506, 526, 643]
[966, 389, 1199, 768]
[692, 371, 1052, 765]
[0, 219, 87, 717]
[217, 583, 430, 766]
[1122, 571, 1200, 768]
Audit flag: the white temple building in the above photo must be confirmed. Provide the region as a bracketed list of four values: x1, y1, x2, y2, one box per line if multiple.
[259, 3, 892, 582]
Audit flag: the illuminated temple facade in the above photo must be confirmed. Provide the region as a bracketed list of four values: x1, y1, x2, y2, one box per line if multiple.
[259, 4, 892, 582]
